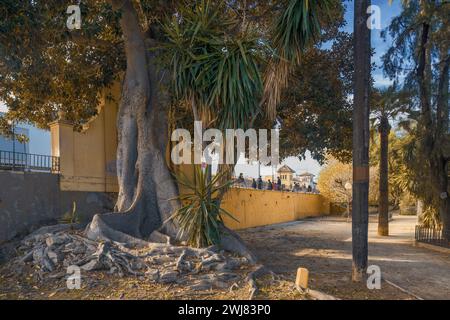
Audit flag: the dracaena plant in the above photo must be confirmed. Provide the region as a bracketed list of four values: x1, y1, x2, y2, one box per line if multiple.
[168, 165, 238, 248]
[162, 0, 264, 130]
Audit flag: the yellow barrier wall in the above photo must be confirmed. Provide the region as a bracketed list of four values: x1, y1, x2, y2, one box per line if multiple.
[221, 188, 330, 230]
[50, 82, 120, 192]
[49, 82, 329, 228]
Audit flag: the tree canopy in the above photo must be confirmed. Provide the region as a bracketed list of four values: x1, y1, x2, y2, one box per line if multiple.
[277, 31, 353, 164]
[0, 0, 125, 130]
[382, 0, 449, 228]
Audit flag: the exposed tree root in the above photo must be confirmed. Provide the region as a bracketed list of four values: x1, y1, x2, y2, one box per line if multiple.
[85, 213, 158, 248]
[86, 213, 258, 263]
[245, 265, 278, 300]
[219, 225, 258, 264]
[11, 225, 261, 296]
[84, 211, 267, 299]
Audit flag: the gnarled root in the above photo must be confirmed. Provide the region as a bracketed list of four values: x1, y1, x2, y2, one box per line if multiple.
[85, 213, 152, 247]
[219, 225, 257, 264]
[13, 228, 255, 293]
[76, 241, 144, 277]
[246, 265, 278, 300]
[85, 215, 258, 265]
[85, 210, 174, 248]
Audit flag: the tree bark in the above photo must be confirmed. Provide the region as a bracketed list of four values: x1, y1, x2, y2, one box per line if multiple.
[378, 115, 390, 236]
[85, 1, 256, 261]
[85, 0, 180, 244]
[416, 6, 450, 238]
[352, 0, 371, 282]
[435, 45, 449, 238]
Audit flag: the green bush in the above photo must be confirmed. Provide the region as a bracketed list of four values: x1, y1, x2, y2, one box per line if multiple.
[59, 202, 80, 227]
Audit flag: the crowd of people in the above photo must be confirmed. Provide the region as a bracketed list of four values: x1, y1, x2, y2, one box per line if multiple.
[235, 173, 315, 193]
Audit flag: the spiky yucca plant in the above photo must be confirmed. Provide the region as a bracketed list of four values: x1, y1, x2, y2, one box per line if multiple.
[162, 0, 264, 130]
[169, 165, 238, 248]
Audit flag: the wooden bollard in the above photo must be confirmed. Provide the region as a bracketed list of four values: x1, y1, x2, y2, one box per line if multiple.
[295, 267, 309, 290]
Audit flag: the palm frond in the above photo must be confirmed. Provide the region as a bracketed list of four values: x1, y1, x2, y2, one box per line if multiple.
[264, 0, 333, 119]
[162, 1, 263, 129]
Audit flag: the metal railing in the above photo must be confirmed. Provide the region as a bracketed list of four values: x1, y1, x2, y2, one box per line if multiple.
[0, 150, 60, 173]
[415, 225, 450, 248]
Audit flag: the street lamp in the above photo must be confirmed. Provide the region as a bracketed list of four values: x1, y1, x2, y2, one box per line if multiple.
[344, 182, 352, 222]
[344, 182, 352, 191]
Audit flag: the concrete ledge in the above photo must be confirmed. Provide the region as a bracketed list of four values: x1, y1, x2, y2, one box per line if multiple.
[414, 241, 450, 255]
[60, 175, 118, 192]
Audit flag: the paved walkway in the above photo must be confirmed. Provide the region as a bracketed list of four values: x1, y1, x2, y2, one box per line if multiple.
[238, 214, 450, 299]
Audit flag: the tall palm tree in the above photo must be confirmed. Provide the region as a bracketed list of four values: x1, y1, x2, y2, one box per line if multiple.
[352, 0, 371, 282]
[371, 86, 411, 236]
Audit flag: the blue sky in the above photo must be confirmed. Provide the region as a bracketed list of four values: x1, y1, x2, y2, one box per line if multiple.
[1, 1, 403, 175]
[344, 0, 402, 88]
[0, 103, 51, 155]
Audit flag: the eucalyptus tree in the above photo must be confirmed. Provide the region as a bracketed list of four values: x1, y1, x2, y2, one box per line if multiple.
[383, 0, 450, 236]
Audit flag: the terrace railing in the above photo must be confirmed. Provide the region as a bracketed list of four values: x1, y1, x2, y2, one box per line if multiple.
[415, 225, 450, 249]
[0, 150, 60, 173]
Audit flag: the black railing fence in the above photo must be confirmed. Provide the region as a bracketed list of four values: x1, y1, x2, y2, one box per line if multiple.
[415, 225, 450, 248]
[0, 150, 60, 173]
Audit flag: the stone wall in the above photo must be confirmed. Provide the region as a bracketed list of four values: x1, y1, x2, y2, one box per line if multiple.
[0, 171, 114, 243]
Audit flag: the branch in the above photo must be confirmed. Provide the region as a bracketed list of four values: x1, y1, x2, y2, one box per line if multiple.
[67, 31, 118, 48]
[416, 22, 433, 130]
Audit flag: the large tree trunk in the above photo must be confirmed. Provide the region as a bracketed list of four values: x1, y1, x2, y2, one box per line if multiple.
[378, 115, 390, 236]
[85, 0, 180, 244]
[436, 156, 449, 237]
[416, 6, 450, 238]
[352, 0, 371, 282]
[85, 1, 256, 262]
[435, 45, 449, 238]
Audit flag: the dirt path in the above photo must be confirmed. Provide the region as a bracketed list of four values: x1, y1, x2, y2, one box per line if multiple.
[238, 214, 450, 300]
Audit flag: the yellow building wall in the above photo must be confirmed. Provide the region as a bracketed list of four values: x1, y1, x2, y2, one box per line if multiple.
[280, 172, 293, 188]
[263, 172, 293, 188]
[50, 82, 120, 192]
[221, 188, 330, 230]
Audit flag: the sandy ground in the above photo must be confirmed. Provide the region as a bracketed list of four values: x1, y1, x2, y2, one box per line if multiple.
[0, 264, 303, 300]
[1, 214, 448, 300]
[238, 214, 450, 300]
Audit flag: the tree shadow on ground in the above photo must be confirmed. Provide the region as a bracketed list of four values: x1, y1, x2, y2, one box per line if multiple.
[238, 218, 450, 300]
